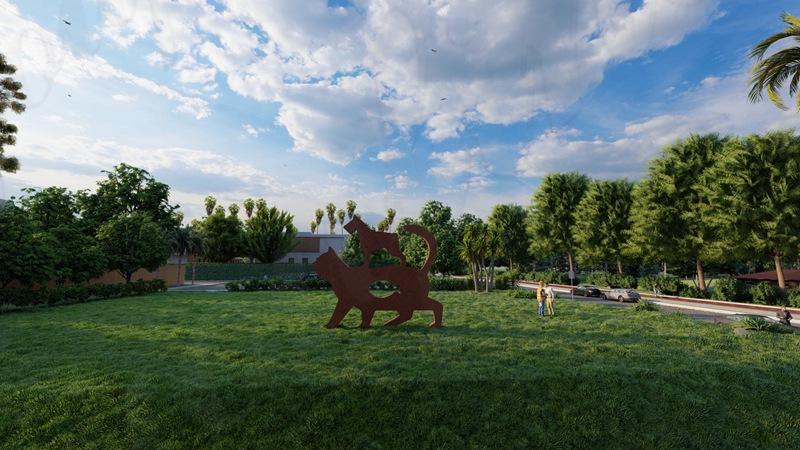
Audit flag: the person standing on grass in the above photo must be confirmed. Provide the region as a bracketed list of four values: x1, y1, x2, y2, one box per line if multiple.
[536, 280, 545, 317]
[545, 282, 556, 316]
[777, 306, 793, 326]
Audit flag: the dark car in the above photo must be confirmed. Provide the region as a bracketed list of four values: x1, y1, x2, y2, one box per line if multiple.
[300, 273, 323, 281]
[603, 288, 641, 302]
[571, 285, 602, 297]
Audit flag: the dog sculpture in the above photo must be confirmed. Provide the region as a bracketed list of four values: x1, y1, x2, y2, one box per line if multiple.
[343, 216, 406, 267]
[313, 224, 442, 328]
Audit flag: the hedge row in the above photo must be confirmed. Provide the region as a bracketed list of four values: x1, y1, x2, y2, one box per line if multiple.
[224, 276, 475, 292]
[191, 263, 314, 281]
[0, 279, 168, 312]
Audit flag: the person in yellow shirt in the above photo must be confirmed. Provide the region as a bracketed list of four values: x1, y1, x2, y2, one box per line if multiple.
[536, 280, 545, 317]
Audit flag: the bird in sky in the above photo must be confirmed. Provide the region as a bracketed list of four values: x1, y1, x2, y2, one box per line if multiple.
[440, 97, 447, 101]
[431, 48, 437, 53]
[62, 19, 71, 25]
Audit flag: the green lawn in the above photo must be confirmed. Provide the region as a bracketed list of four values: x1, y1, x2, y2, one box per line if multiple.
[1, 290, 798, 449]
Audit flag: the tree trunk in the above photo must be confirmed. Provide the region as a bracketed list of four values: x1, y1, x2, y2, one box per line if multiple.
[696, 257, 706, 292]
[471, 260, 479, 293]
[662, 262, 667, 277]
[567, 252, 574, 274]
[775, 254, 786, 289]
[617, 259, 623, 274]
[191, 253, 197, 285]
[177, 253, 183, 286]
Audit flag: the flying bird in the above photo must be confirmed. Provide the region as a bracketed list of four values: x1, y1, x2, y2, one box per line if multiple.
[431, 48, 437, 53]
[62, 19, 71, 25]
[440, 97, 447, 101]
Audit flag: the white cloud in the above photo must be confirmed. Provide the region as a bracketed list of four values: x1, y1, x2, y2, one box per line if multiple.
[428, 147, 494, 178]
[385, 172, 417, 190]
[373, 148, 405, 162]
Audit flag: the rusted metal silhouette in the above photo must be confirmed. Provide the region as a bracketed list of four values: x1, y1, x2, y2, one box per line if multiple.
[313, 222, 443, 328]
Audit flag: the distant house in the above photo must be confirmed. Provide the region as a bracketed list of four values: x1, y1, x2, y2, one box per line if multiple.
[735, 269, 800, 289]
[275, 232, 348, 264]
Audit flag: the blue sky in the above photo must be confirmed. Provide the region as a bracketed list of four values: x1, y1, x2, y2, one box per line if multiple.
[0, 0, 796, 229]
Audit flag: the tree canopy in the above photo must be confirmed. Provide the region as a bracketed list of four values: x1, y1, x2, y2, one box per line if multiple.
[0, 53, 26, 174]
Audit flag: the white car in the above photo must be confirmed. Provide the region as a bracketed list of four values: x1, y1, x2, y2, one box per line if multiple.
[603, 289, 640, 302]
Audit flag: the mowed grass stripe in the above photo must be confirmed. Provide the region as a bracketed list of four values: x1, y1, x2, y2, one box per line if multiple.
[1, 290, 798, 449]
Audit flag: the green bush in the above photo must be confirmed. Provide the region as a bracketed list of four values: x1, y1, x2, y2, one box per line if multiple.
[678, 284, 708, 299]
[785, 289, 800, 307]
[193, 263, 313, 281]
[710, 276, 751, 303]
[610, 273, 638, 289]
[508, 289, 535, 299]
[738, 316, 794, 334]
[641, 275, 682, 295]
[430, 277, 473, 291]
[533, 270, 575, 285]
[633, 298, 660, 312]
[494, 270, 519, 290]
[750, 283, 782, 306]
[585, 272, 610, 287]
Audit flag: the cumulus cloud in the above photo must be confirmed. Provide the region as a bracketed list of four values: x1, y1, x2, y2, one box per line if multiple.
[372, 148, 405, 162]
[80, 0, 724, 164]
[428, 147, 494, 178]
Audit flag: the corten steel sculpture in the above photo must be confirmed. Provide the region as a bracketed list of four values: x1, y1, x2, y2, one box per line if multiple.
[313, 218, 443, 328]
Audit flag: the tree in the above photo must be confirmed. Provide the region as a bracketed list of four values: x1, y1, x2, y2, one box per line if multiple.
[488, 204, 529, 271]
[386, 208, 396, 232]
[528, 172, 590, 274]
[79, 163, 177, 233]
[196, 206, 244, 262]
[627, 133, 729, 291]
[244, 206, 298, 263]
[228, 203, 240, 217]
[0, 204, 57, 288]
[572, 179, 634, 273]
[325, 203, 337, 234]
[96, 212, 172, 284]
[707, 130, 800, 289]
[310, 221, 317, 234]
[346, 200, 357, 220]
[204, 196, 216, 217]
[243, 198, 255, 219]
[337, 209, 345, 233]
[400, 200, 461, 275]
[170, 214, 192, 286]
[315, 208, 324, 234]
[748, 12, 800, 111]
[0, 53, 26, 174]
[17, 187, 104, 284]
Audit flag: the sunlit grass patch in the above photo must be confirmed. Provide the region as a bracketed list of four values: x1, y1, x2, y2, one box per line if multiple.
[1, 290, 798, 448]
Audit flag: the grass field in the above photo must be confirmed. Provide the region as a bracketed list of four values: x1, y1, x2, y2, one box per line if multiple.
[1, 290, 798, 449]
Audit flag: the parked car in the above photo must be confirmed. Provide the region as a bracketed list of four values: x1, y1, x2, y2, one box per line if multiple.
[571, 285, 602, 297]
[300, 273, 323, 281]
[604, 288, 641, 302]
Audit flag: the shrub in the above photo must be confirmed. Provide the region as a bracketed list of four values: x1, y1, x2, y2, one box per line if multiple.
[737, 316, 794, 334]
[509, 289, 535, 299]
[430, 277, 473, 291]
[785, 289, 800, 308]
[710, 276, 750, 303]
[678, 284, 707, 299]
[533, 270, 575, 285]
[750, 283, 782, 306]
[610, 273, 638, 289]
[585, 272, 610, 287]
[633, 298, 659, 312]
[494, 270, 519, 290]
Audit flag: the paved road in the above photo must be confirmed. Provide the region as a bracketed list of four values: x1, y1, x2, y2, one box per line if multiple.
[518, 281, 797, 329]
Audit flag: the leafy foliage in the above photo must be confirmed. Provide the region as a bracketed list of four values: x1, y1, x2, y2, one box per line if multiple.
[96, 212, 172, 284]
[0, 52, 26, 174]
[749, 282, 782, 306]
[244, 205, 298, 263]
[748, 12, 800, 111]
[710, 276, 751, 303]
[528, 171, 590, 273]
[573, 179, 634, 271]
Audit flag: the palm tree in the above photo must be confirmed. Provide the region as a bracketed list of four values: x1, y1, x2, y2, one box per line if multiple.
[243, 198, 255, 219]
[204, 196, 216, 217]
[748, 12, 800, 111]
[346, 200, 357, 220]
[386, 208, 396, 232]
[310, 221, 317, 234]
[170, 225, 192, 286]
[315, 208, 324, 234]
[337, 209, 345, 233]
[325, 203, 337, 234]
